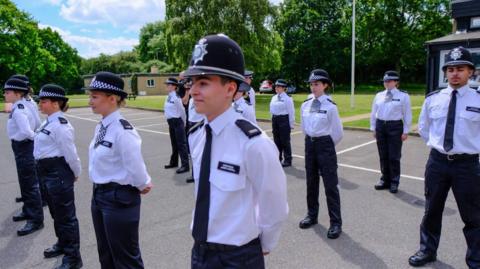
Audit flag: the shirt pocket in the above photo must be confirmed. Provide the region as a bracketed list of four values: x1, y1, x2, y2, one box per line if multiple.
[429, 105, 447, 120]
[459, 110, 480, 138]
[209, 156, 245, 192]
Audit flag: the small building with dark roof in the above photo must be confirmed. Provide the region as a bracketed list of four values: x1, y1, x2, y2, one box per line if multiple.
[426, 0, 480, 92]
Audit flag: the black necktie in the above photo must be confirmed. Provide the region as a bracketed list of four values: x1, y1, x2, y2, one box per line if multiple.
[94, 123, 107, 148]
[192, 124, 212, 242]
[443, 90, 457, 152]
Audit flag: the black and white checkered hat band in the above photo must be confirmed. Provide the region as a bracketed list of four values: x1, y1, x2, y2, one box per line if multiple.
[383, 75, 399, 81]
[4, 84, 28, 91]
[309, 75, 329, 82]
[39, 91, 65, 98]
[90, 80, 123, 92]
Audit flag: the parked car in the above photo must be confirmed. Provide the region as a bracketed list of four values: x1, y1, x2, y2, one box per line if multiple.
[259, 80, 273, 94]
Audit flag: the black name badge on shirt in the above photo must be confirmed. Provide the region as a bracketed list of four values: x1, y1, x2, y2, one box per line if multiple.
[41, 129, 51, 135]
[100, 141, 113, 148]
[217, 161, 240, 174]
[318, 110, 327, 114]
[466, 106, 480, 113]
[392, 98, 400, 101]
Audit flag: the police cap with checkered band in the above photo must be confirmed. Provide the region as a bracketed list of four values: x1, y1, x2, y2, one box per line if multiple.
[39, 84, 69, 101]
[86, 71, 126, 99]
[184, 34, 245, 84]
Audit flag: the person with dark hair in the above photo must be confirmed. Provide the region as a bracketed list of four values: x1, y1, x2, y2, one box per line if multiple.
[409, 46, 480, 268]
[298, 69, 343, 239]
[34, 84, 82, 269]
[244, 70, 256, 108]
[164, 77, 189, 174]
[232, 82, 256, 124]
[3, 78, 44, 236]
[185, 34, 288, 269]
[87, 71, 153, 269]
[270, 79, 295, 167]
[370, 71, 412, 193]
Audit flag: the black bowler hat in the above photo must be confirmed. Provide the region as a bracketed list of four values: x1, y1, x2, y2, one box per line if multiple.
[238, 82, 251, 92]
[275, 79, 288, 87]
[184, 34, 245, 83]
[382, 70, 400, 82]
[306, 69, 332, 85]
[164, 77, 178, 85]
[87, 71, 126, 99]
[3, 78, 29, 92]
[10, 74, 30, 86]
[442, 46, 475, 71]
[39, 84, 68, 101]
[244, 70, 254, 78]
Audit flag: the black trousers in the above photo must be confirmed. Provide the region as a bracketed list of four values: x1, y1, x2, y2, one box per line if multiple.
[375, 119, 403, 186]
[11, 139, 43, 223]
[191, 238, 264, 269]
[36, 157, 81, 263]
[91, 183, 144, 269]
[272, 115, 292, 164]
[167, 117, 189, 168]
[419, 149, 480, 268]
[304, 135, 342, 226]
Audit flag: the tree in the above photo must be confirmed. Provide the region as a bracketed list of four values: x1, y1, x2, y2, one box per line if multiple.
[163, 0, 283, 75]
[137, 21, 168, 63]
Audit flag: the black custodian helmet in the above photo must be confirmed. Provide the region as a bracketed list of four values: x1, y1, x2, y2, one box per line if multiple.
[184, 34, 245, 83]
[442, 46, 475, 72]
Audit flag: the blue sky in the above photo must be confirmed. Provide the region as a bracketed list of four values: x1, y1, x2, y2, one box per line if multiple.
[12, 0, 282, 59]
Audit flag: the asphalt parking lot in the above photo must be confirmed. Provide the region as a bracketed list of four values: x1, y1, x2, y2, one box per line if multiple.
[0, 107, 468, 269]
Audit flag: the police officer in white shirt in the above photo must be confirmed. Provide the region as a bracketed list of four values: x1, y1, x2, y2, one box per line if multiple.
[184, 34, 288, 269]
[370, 71, 412, 193]
[244, 70, 256, 107]
[186, 86, 206, 184]
[4, 78, 44, 236]
[270, 79, 295, 167]
[409, 47, 480, 268]
[232, 82, 257, 124]
[34, 84, 82, 269]
[87, 71, 153, 269]
[298, 69, 343, 239]
[164, 77, 189, 174]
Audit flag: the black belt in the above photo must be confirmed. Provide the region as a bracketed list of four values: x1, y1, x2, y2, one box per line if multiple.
[93, 182, 137, 192]
[306, 135, 330, 142]
[272, 114, 288, 119]
[376, 119, 402, 124]
[36, 156, 65, 166]
[432, 148, 479, 162]
[195, 237, 260, 252]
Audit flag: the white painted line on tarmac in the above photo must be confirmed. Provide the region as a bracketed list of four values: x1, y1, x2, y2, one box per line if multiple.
[135, 123, 167, 128]
[337, 140, 377, 155]
[119, 112, 154, 117]
[291, 154, 424, 181]
[128, 116, 162, 121]
[66, 114, 99, 122]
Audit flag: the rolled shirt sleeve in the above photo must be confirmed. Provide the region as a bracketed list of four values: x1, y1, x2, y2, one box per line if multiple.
[119, 130, 152, 191]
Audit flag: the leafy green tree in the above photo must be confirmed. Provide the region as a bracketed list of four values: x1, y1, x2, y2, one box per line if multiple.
[137, 21, 168, 62]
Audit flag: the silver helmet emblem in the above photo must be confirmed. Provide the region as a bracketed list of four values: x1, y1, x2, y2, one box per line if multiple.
[450, 48, 462, 61]
[192, 38, 208, 65]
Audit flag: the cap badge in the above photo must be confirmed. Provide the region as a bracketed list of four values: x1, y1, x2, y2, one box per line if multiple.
[450, 48, 462, 61]
[192, 38, 208, 65]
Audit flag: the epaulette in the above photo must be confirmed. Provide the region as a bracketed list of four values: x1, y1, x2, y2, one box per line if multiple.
[119, 119, 134, 130]
[399, 89, 408, 93]
[17, 103, 24, 109]
[476, 89, 480, 94]
[303, 97, 313, 103]
[426, 90, 440, 98]
[188, 120, 204, 135]
[327, 99, 337, 105]
[235, 119, 261, 138]
[58, 117, 68, 124]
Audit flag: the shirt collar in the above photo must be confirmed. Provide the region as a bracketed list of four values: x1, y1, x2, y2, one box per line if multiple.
[386, 87, 398, 93]
[278, 92, 286, 97]
[47, 111, 63, 122]
[101, 109, 121, 127]
[234, 97, 245, 105]
[207, 107, 236, 136]
[446, 84, 470, 97]
[316, 94, 329, 103]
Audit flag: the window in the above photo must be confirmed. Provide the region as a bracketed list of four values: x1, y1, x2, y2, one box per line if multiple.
[147, 79, 155, 87]
[439, 48, 480, 88]
[471, 17, 480, 29]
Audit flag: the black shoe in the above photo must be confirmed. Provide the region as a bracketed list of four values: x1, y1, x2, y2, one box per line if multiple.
[12, 212, 30, 222]
[15, 196, 23, 203]
[55, 259, 83, 269]
[374, 180, 390, 190]
[44, 244, 64, 258]
[176, 166, 189, 174]
[327, 225, 342, 239]
[408, 250, 436, 267]
[281, 162, 291, 167]
[299, 216, 318, 229]
[17, 222, 44, 236]
[186, 177, 194, 183]
[389, 184, 399, 194]
[164, 164, 178, 169]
